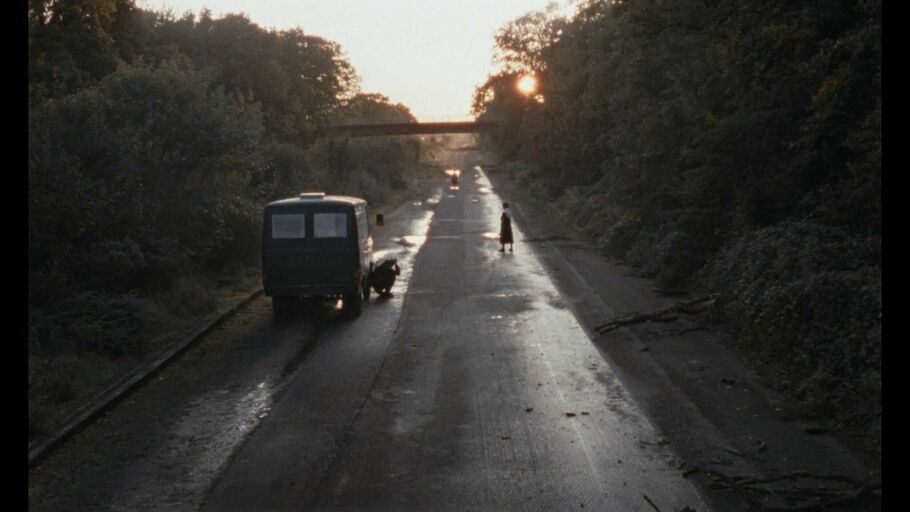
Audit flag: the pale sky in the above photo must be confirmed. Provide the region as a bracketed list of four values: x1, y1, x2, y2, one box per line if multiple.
[139, 0, 573, 121]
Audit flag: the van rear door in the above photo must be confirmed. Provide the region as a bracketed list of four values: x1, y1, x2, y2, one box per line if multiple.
[265, 209, 311, 289]
[308, 208, 356, 287]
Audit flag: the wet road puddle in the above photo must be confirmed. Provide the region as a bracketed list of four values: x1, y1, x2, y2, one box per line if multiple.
[238, 382, 274, 424]
[477, 187, 491, 194]
[393, 235, 427, 247]
[370, 196, 438, 294]
[482, 232, 500, 240]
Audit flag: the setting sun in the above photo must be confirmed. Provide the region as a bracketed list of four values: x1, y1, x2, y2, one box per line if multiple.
[517, 74, 537, 95]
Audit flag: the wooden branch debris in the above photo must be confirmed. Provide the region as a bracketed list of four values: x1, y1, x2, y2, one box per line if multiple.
[595, 294, 718, 334]
[687, 466, 881, 511]
[642, 494, 662, 512]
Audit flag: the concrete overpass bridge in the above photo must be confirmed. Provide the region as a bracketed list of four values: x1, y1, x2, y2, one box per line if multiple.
[323, 120, 500, 137]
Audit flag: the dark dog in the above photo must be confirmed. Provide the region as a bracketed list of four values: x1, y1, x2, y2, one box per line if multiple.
[370, 258, 401, 296]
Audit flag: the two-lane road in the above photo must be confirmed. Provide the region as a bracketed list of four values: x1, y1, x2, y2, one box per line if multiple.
[202, 161, 708, 511]
[29, 151, 709, 512]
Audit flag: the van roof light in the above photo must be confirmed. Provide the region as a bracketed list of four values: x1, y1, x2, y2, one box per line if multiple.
[299, 192, 326, 199]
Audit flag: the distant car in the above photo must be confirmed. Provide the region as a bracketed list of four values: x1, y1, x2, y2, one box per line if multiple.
[446, 168, 461, 187]
[261, 192, 373, 319]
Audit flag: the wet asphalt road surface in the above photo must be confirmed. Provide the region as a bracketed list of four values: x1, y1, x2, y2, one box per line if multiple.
[201, 157, 707, 511]
[28, 151, 709, 511]
[29, 149, 880, 511]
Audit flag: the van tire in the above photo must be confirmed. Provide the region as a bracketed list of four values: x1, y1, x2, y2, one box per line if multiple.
[343, 293, 362, 318]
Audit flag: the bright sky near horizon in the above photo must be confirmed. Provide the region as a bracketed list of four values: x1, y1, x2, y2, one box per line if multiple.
[139, 0, 574, 121]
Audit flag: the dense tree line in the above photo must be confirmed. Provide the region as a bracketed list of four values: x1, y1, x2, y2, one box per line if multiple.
[474, 0, 880, 443]
[29, 0, 420, 308]
[29, 0, 424, 436]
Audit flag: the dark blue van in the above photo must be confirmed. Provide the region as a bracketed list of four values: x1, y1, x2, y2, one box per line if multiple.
[262, 193, 373, 318]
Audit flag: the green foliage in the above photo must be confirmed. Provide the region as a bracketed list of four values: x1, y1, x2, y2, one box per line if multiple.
[28, 3, 423, 319]
[477, 0, 880, 438]
[30, 3, 359, 142]
[29, 291, 157, 358]
[307, 136, 420, 204]
[333, 93, 417, 125]
[29, 65, 264, 302]
[492, 3, 568, 73]
[28, 2, 431, 442]
[28, 0, 137, 99]
[700, 222, 880, 426]
[478, 0, 880, 235]
[253, 142, 316, 201]
[157, 277, 218, 317]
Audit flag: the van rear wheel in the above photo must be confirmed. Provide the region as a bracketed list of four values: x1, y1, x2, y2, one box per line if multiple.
[343, 292, 362, 318]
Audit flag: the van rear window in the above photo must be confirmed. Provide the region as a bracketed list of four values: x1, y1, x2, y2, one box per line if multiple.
[272, 214, 307, 239]
[314, 212, 348, 238]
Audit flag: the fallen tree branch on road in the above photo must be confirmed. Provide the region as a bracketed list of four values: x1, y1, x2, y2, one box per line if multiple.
[642, 494, 662, 512]
[689, 466, 881, 511]
[595, 294, 718, 334]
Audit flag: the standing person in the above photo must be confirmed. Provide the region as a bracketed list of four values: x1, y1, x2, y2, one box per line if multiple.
[499, 203, 514, 253]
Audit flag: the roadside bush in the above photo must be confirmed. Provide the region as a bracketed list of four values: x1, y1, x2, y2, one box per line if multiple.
[343, 170, 387, 206]
[254, 142, 316, 201]
[510, 161, 551, 201]
[62, 291, 158, 358]
[645, 209, 727, 289]
[28, 291, 156, 360]
[306, 135, 422, 206]
[29, 356, 75, 406]
[29, 65, 265, 304]
[28, 349, 121, 442]
[28, 351, 99, 438]
[157, 277, 218, 318]
[699, 221, 881, 431]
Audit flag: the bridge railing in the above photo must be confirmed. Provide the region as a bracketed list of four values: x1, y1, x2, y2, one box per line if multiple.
[324, 120, 501, 137]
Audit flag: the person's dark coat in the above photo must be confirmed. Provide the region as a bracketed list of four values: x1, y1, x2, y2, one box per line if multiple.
[499, 211, 513, 245]
[370, 258, 401, 296]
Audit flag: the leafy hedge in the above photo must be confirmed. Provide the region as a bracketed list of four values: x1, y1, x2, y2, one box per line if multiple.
[29, 66, 264, 305]
[699, 222, 881, 433]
